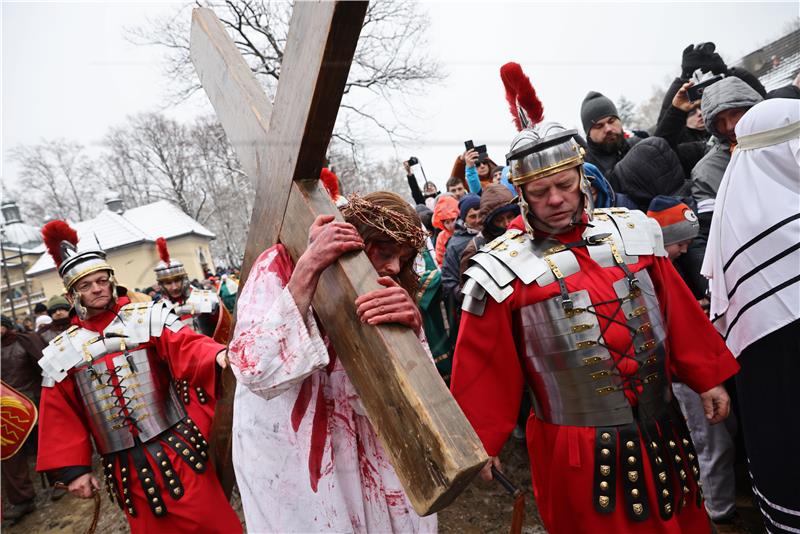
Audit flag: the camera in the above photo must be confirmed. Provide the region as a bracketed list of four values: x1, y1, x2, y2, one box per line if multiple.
[464, 140, 488, 165]
[687, 73, 724, 102]
[407, 156, 419, 166]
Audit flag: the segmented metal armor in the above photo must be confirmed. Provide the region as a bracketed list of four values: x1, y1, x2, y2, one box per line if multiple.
[39, 301, 211, 517]
[462, 210, 704, 521]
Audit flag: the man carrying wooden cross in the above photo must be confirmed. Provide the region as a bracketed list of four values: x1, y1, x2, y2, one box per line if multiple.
[191, 0, 486, 523]
[229, 191, 437, 532]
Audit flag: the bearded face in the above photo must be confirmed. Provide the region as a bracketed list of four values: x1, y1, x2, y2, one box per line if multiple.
[589, 116, 625, 154]
[162, 278, 187, 301]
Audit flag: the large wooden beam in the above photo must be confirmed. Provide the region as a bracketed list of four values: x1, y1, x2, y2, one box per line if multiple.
[190, 3, 488, 515]
[190, 3, 367, 496]
[191, 3, 366, 283]
[280, 179, 487, 513]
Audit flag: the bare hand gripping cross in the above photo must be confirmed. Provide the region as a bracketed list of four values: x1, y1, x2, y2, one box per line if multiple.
[189, 3, 487, 515]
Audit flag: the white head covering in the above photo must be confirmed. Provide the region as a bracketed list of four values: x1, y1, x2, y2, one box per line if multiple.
[701, 98, 800, 357]
[35, 315, 53, 330]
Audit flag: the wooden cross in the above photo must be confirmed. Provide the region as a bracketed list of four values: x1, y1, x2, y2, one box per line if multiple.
[190, 2, 487, 515]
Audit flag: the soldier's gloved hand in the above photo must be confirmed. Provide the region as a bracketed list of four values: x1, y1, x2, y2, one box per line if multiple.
[355, 276, 422, 336]
[700, 384, 730, 424]
[67, 473, 100, 499]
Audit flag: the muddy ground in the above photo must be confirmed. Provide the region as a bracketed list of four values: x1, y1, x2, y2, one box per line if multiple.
[4, 437, 763, 533]
[4, 439, 542, 534]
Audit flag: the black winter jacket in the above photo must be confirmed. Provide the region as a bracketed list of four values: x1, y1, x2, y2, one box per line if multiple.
[608, 137, 691, 212]
[584, 135, 642, 191]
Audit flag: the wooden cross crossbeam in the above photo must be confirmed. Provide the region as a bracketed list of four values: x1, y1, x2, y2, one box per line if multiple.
[190, 3, 487, 515]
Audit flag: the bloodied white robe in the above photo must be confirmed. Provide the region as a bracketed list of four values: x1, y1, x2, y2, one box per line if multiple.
[229, 245, 438, 534]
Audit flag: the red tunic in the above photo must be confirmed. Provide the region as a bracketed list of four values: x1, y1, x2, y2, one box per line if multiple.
[450, 222, 739, 534]
[36, 297, 241, 534]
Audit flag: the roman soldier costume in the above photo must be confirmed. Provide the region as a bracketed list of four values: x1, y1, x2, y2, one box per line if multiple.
[35, 221, 240, 533]
[153, 237, 221, 336]
[450, 63, 739, 533]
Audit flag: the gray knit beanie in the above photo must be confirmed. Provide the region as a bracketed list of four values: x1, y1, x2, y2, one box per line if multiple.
[581, 91, 619, 134]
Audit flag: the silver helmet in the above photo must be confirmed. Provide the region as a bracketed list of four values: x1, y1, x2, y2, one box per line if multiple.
[500, 62, 592, 235]
[153, 259, 188, 282]
[154, 237, 190, 299]
[41, 220, 117, 319]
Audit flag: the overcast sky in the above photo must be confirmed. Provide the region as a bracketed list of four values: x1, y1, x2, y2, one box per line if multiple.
[2, 1, 797, 195]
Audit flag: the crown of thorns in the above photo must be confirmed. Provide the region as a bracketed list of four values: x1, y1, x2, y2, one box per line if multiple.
[340, 194, 426, 251]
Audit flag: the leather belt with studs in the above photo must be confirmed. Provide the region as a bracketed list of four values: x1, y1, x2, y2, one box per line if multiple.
[101, 417, 210, 518]
[175, 379, 209, 405]
[592, 402, 703, 522]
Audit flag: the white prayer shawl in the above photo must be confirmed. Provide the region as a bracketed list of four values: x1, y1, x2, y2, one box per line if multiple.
[228, 246, 437, 534]
[701, 98, 800, 357]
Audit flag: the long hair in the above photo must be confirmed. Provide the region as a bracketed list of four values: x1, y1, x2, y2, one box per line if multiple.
[342, 191, 423, 297]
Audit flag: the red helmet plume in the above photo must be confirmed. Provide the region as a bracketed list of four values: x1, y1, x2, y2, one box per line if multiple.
[42, 220, 79, 268]
[320, 168, 340, 200]
[156, 237, 170, 264]
[500, 62, 544, 131]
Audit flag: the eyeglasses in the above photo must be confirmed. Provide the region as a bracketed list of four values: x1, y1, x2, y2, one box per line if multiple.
[75, 277, 111, 292]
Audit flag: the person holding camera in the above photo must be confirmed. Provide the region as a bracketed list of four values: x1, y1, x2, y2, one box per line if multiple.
[654, 42, 768, 175]
[403, 157, 439, 207]
[462, 143, 498, 194]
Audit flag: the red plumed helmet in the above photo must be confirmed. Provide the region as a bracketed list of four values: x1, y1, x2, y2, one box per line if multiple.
[500, 62, 544, 131]
[42, 220, 79, 268]
[320, 168, 340, 200]
[156, 237, 170, 264]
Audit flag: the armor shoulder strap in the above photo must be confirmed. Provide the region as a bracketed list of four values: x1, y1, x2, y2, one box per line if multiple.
[115, 302, 152, 344]
[485, 231, 549, 284]
[598, 208, 665, 257]
[149, 300, 185, 337]
[39, 326, 94, 385]
[461, 231, 549, 315]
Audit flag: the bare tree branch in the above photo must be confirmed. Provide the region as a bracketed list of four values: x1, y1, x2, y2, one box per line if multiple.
[125, 0, 444, 166]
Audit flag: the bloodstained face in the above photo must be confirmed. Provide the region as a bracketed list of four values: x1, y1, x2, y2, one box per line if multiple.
[72, 270, 113, 311]
[521, 167, 583, 234]
[162, 278, 185, 301]
[364, 240, 416, 281]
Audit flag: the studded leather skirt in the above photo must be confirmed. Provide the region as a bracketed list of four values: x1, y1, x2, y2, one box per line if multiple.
[592, 401, 703, 523]
[100, 417, 210, 519]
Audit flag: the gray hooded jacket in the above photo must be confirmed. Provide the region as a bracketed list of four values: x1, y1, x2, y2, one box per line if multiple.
[690, 77, 763, 210]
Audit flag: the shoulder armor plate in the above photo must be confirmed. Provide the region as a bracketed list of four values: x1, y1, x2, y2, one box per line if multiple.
[461, 230, 550, 316]
[591, 208, 667, 257]
[461, 210, 667, 316]
[39, 326, 95, 385]
[150, 300, 185, 337]
[186, 289, 217, 314]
